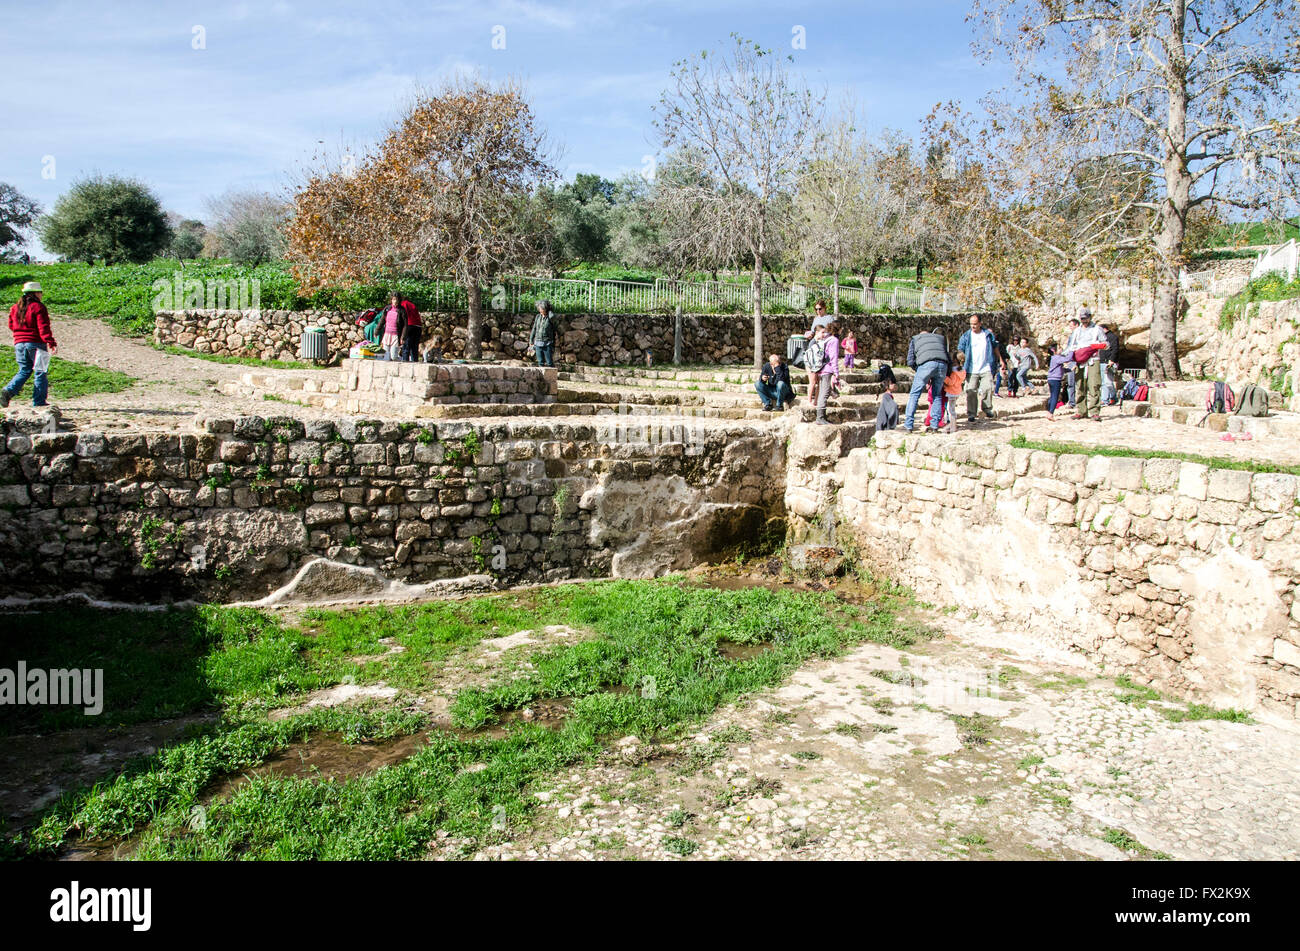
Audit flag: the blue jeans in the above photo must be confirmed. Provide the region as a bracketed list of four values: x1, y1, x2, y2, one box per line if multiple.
[534, 342, 553, 367]
[755, 379, 794, 408]
[904, 359, 947, 430]
[4, 342, 49, 406]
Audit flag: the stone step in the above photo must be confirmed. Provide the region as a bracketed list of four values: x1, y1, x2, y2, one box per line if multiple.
[1119, 398, 1300, 439]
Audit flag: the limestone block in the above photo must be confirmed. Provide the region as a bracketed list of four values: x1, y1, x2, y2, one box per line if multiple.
[1207, 468, 1252, 503]
[1177, 462, 1208, 500]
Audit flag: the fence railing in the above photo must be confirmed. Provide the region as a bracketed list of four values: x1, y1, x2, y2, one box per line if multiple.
[1251, 240, 1298, 281]
[487, 274, 958, 315]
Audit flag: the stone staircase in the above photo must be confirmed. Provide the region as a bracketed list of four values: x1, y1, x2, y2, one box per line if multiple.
[1118, 381, 1300, 439]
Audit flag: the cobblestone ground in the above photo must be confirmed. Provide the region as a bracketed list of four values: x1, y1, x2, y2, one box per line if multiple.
[460, 609, 1300, 862]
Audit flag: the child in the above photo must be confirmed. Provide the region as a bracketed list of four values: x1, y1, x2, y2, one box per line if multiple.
[841, 329, 857, 370]
[1046, 341, 1071, 419]
[939, 355, 966, 433]
[423, 335, 445, 363]
[875, 379, 898, 433]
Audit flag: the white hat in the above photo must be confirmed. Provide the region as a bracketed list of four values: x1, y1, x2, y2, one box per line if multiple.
[21, 281, 42, 293]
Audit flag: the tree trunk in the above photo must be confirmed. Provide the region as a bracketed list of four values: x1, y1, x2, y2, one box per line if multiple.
[466, 281, 484, 360]
[915, 259, 924, 286]
[1149, 0, 1189, 382]
[751, 256, 763, 371]
[832, 261, 841, 316]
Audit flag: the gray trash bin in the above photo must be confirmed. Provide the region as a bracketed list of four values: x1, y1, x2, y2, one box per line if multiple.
[787, 333, 807, 365]
[300, 327, 328, 362]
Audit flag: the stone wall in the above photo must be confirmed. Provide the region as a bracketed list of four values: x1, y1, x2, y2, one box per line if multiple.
[0, 414, 784, 601]
[1207, 298, 1300, 413]
[785, 426, 1300, 723]
[154, 308, 1023, 367]
[1017, 260, 1253, 372]
[343, 360, 556, 408]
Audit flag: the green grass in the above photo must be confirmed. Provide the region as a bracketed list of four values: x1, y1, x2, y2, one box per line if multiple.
[1008, 433, 1300, 478]
[0, 260, 469, 336]
[1208, 220, 1299, 247]
[1219, 271, 1300, 331]
[0, 346, 134, 400]
[1101, 826, 1172, 860]
[6, 577, 928, 860]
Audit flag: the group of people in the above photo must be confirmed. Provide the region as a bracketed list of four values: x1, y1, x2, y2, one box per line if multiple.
[874, 308, 1123, 435]
[1041, 307, 1122, 421]
[890, 314, 1007, 433]
[354, 295, 559, 367]
[755, 298, 859, 425]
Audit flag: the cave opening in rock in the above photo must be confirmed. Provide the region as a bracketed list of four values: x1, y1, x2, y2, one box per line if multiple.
[1116, 343, 1148, 370]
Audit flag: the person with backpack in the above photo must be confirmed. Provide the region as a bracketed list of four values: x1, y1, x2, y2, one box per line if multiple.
[530, 299, 558, 367]
[1, 282, 57, 408]
[903, 326, 949, 432]
[812, 322, 842, 425]
[957, 314, 1005, 423]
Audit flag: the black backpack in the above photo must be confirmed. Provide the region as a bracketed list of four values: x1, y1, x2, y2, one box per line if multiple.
[877, 363, 896, 385]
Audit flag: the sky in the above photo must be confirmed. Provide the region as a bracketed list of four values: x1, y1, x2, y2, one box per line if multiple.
[0, 0, 1013, 256]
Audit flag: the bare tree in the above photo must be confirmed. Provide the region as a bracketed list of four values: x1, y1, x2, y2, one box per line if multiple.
[796, 119, 872, 315]
[960, 0, 1300, 379]
[655, 34, 825, 368]
[287, 77, 557, 357]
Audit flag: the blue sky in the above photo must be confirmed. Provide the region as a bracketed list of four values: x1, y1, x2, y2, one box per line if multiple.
[2, 0, 1009, 255]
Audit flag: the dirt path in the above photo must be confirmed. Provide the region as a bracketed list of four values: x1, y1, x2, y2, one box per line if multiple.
[40, 317, 339, 431]
[456, 605, 1300, 861]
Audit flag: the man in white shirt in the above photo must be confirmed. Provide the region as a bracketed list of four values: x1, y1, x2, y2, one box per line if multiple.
[957, 314, 1006, 422]
[1071, 309, 1108, 420]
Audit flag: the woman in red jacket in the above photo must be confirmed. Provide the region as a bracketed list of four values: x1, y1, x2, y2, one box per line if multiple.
[2, 282, 57, 408]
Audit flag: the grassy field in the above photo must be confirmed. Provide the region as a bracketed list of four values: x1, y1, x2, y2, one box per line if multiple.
[3, 577, 928, 860]
[0, 259, 929, 338]
[0, 346, 135, 400]
[1208, 220, 1299, 247]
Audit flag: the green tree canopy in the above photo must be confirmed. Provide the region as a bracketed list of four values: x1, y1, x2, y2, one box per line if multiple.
[38, 175, 172, 264]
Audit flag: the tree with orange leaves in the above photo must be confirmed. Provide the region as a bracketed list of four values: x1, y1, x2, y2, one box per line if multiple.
[286, 77, 557, 358]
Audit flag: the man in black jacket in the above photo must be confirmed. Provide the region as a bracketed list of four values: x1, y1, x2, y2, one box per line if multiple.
[903, 328, 949, 432]
[756, 354, 794, 411]
[1099, 320, 1121, 405]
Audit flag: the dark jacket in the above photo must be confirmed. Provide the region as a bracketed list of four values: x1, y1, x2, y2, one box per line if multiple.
[875, 391, 899, 432]
[530, 309, 557, 345]
[759, 361, 791, 388]
[907, 331, 949, 370]
[1102, 330, 1119, 364]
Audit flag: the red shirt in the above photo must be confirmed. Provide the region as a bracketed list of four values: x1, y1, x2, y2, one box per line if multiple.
[400, 299, 421, 327]
[9, 300, 56, 348]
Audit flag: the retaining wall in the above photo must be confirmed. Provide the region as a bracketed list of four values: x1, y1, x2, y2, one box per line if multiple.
[153, 308, 1024, 367]
[785, 425, 1300, 722]
[0, 414, 784, 601]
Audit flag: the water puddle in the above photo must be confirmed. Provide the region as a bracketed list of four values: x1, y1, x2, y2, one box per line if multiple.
[718, 641, 777, 661]
[202, 730, 433, 800]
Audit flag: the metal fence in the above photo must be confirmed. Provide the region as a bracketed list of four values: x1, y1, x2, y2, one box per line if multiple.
[1251, 240, 1298, 281]
[482, 274, 957, 315]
